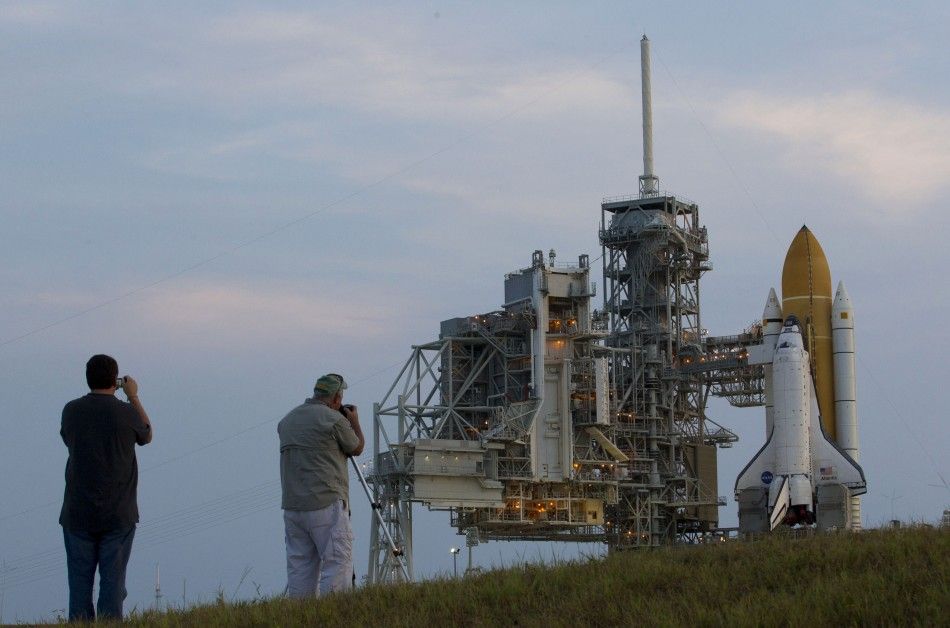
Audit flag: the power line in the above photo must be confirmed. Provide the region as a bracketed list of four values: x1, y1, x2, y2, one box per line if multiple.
[857, 355, 948, 494]
[0, 44, 633, 351]
[2, 481, 276, 575]
[0, 41, 634, 528]
[0, 360, 403, 526]
[0, 484, 279, 589]
[1, 451, 376, 590]
[2, 34, 646, 598]
[650, 50, 780, 245]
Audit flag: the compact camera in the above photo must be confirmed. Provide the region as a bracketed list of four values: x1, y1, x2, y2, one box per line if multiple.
[116, 377, 126, 389]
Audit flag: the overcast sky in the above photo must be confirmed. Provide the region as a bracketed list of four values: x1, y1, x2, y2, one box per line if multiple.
[2, 1, 948, 622]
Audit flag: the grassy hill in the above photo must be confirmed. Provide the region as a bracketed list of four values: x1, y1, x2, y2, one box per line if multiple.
[97, 527, 948, 627]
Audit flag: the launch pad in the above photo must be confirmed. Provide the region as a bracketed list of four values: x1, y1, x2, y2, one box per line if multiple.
[364, 36, 865, 583]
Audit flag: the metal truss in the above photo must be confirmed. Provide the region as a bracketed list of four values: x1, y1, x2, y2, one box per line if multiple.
[599, 193, 723, 548]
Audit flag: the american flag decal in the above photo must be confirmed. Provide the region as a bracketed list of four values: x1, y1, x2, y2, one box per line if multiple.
[820, 466, 835, 475]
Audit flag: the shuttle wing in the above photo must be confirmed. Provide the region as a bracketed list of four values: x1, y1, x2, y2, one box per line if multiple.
[807, 377, 867, 494]
[746, 340, 776, 366]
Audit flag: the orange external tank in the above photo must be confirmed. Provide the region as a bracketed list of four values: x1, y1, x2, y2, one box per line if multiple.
[781, 226, 836, 439]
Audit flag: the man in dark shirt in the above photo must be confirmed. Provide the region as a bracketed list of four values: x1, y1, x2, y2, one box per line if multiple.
[60, 354, 152, 622]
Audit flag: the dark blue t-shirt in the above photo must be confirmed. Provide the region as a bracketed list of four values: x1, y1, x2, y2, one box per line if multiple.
[59, 393, 151, 532]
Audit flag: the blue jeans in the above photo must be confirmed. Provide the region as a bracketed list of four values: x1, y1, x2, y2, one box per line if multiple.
[62, 525, 136, 622]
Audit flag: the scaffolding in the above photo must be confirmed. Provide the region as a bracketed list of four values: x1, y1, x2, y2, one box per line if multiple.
[368, 253, 626, 582]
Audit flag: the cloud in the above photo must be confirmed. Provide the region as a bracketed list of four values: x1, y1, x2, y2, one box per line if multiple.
[208, 9, 327, 43]
[126, 8, 633, 124]
[132, 279, 397, 347]
[0, 7, 633, 218]
[714, 90, 950, 206]
[0, 2, 63, 25]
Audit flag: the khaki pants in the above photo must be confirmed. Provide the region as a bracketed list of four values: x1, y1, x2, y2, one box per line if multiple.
[283, 501, 353, 597]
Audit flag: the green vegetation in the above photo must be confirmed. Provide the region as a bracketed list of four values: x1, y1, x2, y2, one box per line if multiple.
[88, 527, 950, 627]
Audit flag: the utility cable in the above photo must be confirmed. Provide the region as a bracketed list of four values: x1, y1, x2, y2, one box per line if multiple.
[0, 482, 280, 589]
[2, 35, 643, 593]
[653, 40, 947, 507]
[0, 360, 403, 525]
[857, 355, 948, 493]
[3, 455, 370, 589]
[0, 40, 631, 521]
[651, 50, 781, 245]
[0, 43, 634, 351]
[2, 481, 276, 569]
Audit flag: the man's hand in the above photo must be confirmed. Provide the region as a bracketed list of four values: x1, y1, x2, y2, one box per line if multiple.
[122, 376, 153, 444]
[122, 375, 139, 399]
[342, 404, 365, 456]
[341, 404, 359, 426]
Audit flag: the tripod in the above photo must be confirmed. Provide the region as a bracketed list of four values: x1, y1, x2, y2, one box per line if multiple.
[350, 457, 411, 582]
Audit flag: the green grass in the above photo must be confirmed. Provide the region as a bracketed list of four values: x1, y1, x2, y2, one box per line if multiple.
[85, 527, 950, 627]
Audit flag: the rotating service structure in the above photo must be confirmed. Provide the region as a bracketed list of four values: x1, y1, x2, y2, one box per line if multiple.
[366, 244, 729, 583]
[367, 252, 618, 583]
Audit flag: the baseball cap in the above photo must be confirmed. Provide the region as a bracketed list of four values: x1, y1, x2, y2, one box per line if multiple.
[314, 373, 348, 396]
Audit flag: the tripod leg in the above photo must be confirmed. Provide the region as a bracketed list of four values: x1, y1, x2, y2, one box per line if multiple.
[349, 506, 356, 590]
[349, 457, 411, 581]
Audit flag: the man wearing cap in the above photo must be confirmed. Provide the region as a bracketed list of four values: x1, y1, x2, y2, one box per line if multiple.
[278, 373, 365, 597]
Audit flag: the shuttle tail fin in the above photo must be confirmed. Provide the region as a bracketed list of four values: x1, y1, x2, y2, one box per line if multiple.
[768, 476, 790, 530]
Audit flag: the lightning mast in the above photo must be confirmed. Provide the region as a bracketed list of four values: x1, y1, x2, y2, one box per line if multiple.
[639, 36, 659, 196]
[599, 34, 724, 546]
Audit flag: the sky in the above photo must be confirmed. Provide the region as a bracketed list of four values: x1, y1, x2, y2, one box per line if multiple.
[2, 0, 949, 622]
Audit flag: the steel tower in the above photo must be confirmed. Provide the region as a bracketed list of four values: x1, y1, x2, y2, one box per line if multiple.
[597, 39, 723, 547]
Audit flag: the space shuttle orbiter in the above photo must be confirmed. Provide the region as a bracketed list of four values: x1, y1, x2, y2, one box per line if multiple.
[737, 315, 866, 530]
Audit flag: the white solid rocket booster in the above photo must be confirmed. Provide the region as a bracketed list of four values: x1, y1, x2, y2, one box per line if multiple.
[761, 288, 783, 439]
[832, 281, 861, 528]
